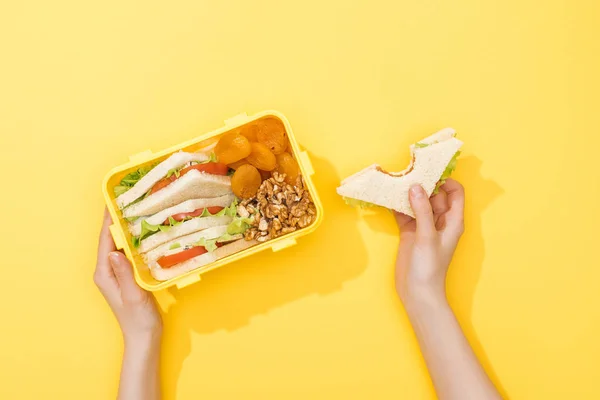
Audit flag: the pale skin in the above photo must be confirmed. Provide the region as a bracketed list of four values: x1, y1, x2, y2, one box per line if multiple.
[395, 179, 501, 400]
[95, 210, 163, 400]
[95, 179, 500, 400]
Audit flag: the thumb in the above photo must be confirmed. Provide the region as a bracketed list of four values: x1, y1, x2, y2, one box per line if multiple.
[409, 185, 436, 241]
[108, 252, 144, 302]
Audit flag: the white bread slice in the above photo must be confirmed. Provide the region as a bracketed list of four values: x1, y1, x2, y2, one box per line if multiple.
[128, 194, 235, 237]
[138, 215, 233, 253]
[336, 128, 462, 218]
[123, 169, 231, 218]
[147, 233, 243, 263]
[117, 151, 210, 209]
[143, 225, 230, 263]
[150, 239, 258, 282]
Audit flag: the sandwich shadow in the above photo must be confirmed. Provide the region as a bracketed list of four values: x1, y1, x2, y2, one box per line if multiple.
[447, 156, 508, 398]
[362, 154, 507, 397]
[156, 151, 368, 400]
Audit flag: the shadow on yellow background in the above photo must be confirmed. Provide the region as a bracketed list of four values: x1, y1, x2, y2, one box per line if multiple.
[450, 156, 506, 396]
[155, 152, 367, 398]
[357, 155, 506, 396]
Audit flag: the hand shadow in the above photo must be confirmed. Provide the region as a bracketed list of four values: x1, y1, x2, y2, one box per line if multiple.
[154, 151, 368, 400]
[361, 155, 507, 397]
[447, 156, 507, 398]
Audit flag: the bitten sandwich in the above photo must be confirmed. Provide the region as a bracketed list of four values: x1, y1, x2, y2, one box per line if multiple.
[337, 128, 462, 218]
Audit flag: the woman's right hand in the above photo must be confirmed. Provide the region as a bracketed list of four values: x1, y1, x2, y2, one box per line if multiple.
[393, 179, 465, 306]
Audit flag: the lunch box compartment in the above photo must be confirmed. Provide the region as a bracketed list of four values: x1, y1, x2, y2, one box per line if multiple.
[103, 111, 323, 291]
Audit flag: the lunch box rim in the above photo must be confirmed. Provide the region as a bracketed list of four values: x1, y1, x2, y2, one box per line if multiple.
[102, 110, 324, 291]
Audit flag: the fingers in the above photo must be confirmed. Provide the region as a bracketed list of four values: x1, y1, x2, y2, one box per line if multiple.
[430, 188, 448, 216]
[109, 252, 145, 304]
[95, 208, 120, 305]
[409, 185, 436, 241]
[440, 179, 465, 235]
[97, 208, 116, 262]
[394, 210, 414, 230]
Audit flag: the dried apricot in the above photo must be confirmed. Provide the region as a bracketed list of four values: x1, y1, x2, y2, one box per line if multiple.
[257, 118, 287, 155]
[240, 124, 259, 142]
[228, 159, 247, 170]
[215, 131, 251, 164]
[275, 152, 300, 184]
[231, 164, 262, 199]
[246, 142, 277, 171]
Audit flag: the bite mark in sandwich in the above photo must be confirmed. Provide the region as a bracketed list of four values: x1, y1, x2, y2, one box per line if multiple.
[337, 127, 462, 217]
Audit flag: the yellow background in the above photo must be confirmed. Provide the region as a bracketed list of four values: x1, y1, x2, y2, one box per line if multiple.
[1, 0, 599, 399]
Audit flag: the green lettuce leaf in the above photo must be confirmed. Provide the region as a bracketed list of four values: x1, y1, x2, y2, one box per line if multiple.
[166, 167, 181, 179]
[196, 200, 239, 218]
[343, 197, 377, 209]
[433, 151, 461, 194]
[227, 216, 254, 235]
[139, 219, 161, 240]
[207, 152, 218, 163]
[114, 164, 155, 196]
[414, 142, 430, 148]
[218, 199, 239, 217]
[216, 233, 240, 242]
[132, 236, 141, 248]
[158, 225, 171, 232]
[114, 185, 130, 197]
[169, 242, 181, 250]
[167, 216, 182, 226]
[195, 237, 218, 252]
[194, 232, 241, 253]
[134, 216, 182, 246]
[162, 152, 220, 181]
[192, 152, 218, 165]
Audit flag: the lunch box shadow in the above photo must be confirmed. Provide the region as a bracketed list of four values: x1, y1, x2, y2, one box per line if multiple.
[157, 152, 368, 398]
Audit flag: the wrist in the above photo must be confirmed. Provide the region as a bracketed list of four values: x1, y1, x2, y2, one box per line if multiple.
[124, 331, 162, 355]
[399, 285, 448, 315]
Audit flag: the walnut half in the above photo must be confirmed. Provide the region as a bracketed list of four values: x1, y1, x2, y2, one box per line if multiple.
[240, 173, 316, 242]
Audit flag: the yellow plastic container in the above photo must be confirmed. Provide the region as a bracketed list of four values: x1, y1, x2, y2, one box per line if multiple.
[102, 111, 323, 291]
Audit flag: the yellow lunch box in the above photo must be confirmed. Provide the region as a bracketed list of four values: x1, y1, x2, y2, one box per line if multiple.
[102, 110, 323, 291]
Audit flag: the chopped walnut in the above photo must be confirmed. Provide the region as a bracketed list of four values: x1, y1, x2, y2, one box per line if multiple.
[240, 173, 316, 242]
[244, 228, 258, 241]
[258, 218, 269, 231]
[237, 204, 250, 218]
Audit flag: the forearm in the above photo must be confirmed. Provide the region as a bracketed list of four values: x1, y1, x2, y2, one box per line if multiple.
[403, 291, 501, 400]
[118, 336, 162, 400]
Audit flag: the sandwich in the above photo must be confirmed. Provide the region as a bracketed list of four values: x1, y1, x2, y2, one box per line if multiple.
[113, 150, 258, 281]
[128, 193, 236, 237]
[148, 235, 258, 281]
[115, 151, 231, 218]
[336, 128, 462, 218]
[126, 187, 247, 253]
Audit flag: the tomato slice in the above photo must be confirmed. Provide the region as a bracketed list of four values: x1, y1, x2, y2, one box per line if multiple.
[180, 162, 228, 177]
[164, 206, 225, 224]
[157, 242, 226, 268]
[150, 175, 176, 194]
[157, 246, 208, 268]
[149, 162, 228, 195]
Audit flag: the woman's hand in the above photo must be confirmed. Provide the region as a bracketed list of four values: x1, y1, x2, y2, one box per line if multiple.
[95, 209, 162, 400]
[394, 180, 502, 399]
[94, 209, 162, 345]
[394, 179, 465, 305]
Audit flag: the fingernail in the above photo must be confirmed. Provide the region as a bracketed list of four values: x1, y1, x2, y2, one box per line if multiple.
[108, 252, 120, 266]
[410, 185, 425, 199]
